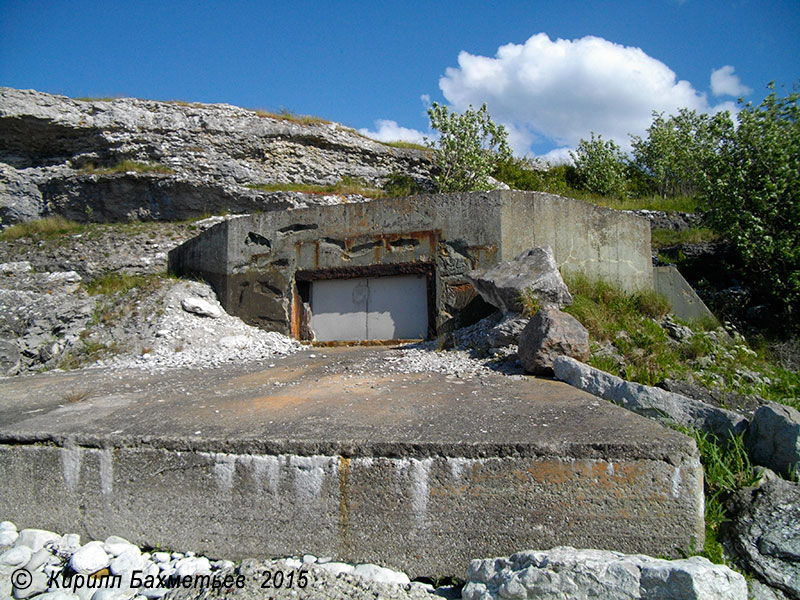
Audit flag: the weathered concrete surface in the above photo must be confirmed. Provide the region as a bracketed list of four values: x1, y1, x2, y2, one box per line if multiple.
[169, 191, 652, 338]
[654, 265, 719, 325]
[0, 347, 703, 577]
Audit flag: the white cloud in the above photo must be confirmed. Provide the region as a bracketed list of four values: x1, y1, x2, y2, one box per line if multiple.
[358, 119, 428, 145]
[537, 147, 574, 166]
[438, 33, 733, 154]
[710, 65, 752, 97]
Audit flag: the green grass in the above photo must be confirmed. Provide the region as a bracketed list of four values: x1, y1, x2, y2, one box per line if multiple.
[81, 160, 175, 175]
[377, 140, 430, 151]
[677, 428, 761, 563]
[651, 227, 719, 248]
[253, 107, 331, 126]
[85, 271, 173, 297]
[537, 272, 800, 406]
[248, 176, 386, 198]
[0, 216, 87, 241]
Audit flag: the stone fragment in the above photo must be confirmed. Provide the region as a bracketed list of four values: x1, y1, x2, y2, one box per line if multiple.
[13, 529, 59, 552]
[724, 476, 800, 598]
[103, 536, 137, 557]
[0, 545, 32, 573]
[553, 355, 747, 438]
[13, 568, 48, 599]
[745, 402, 800, 477]
[352, 563, 411, 585]
[518, 307, 589, 375]
[486, 313, 528, 349]
[180, 297, 222, 318]
[462, 546, 747, 600]
[69, 542, 111, 574]
[466, 246, 572, 313]
[110, 549, 144, 577]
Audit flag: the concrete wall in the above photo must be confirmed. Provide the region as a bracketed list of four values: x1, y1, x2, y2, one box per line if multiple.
[500, 193, 653, 290]
[0, 443, 704, 578]
[654, 266, 719, 325]
[168, 191, 653, 338]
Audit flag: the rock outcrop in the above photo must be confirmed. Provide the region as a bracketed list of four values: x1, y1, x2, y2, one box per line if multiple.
[0, 87, 432, 226]
[463, 547, 747, 600]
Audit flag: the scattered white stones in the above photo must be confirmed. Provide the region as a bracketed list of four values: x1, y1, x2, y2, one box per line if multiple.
[0, 519, 428, 600]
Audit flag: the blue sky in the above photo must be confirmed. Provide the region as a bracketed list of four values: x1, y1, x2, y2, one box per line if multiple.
[1, 0, 798, 160]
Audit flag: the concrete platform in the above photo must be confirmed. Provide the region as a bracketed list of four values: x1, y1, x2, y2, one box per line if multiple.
[0, 347, 704, 577]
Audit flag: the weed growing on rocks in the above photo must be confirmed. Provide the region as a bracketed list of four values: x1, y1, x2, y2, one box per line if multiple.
[552, 272, 800, 408]
[81, 160, 175, 175]
[678, 427, 761, 564]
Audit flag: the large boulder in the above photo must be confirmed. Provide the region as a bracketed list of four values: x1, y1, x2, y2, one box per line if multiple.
[462, 546, 747, 600]
[518, 307, 589, 375]
[746, 402, 800, 478]
[465, 246, 572, 313]
[724, 476, 800, 599]
[553, 355, 747, 438]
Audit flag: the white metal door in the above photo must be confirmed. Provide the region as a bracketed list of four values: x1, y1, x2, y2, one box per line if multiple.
[310, 275, 427, 341]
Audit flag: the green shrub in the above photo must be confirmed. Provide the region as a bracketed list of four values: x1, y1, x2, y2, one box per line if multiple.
[570, 133, 629, 199]
[701, 83, 800, 320]
[426, 102, 512, 192]
[382, 173, 425, 197]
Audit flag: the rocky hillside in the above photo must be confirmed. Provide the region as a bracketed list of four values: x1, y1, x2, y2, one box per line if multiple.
[0, 87, 431, 226]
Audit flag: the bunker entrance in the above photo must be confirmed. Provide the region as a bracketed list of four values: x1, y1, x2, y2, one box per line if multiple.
[294, 263, 435, 343]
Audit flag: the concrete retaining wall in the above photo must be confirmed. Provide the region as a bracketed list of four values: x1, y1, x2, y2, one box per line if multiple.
[0, 443, 703, 578]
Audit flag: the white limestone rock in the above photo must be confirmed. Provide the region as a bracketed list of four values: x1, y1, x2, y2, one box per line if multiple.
[180, 297, 222, 319]
[463, 547, 748, 600]
[0, 545, 32, 573]
[352, 563, 411, 585]
[69, 541, 111, 574]
[14, 529, 60, 552]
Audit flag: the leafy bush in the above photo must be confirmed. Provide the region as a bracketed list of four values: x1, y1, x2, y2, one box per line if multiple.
[700, 83, 800, 319]
[570, 133, 629, 198]
[631, 108, 732, 198]
[426, 103, 512, 192]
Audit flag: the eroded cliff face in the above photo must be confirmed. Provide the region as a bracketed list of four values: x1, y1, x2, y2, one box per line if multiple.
[0, 87, 432, 226]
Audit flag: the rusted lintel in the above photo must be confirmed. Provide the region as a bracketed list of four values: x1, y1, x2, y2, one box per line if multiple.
[295, 261, 434, 282]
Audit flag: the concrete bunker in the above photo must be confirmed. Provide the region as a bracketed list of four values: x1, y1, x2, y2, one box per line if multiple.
[169, 191, 654, 342]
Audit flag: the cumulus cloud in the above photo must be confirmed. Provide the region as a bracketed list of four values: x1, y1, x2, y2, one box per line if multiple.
[358, 119, 428, 145]
[438, 33, 735, 155]
[710, 65, 752, 97]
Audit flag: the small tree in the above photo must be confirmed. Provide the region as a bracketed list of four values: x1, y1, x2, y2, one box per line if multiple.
[631, 108, 732, 198]
[570, 133, 629, 198]
[426, 102, 512, 192]
[701, 83, 800, 316]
